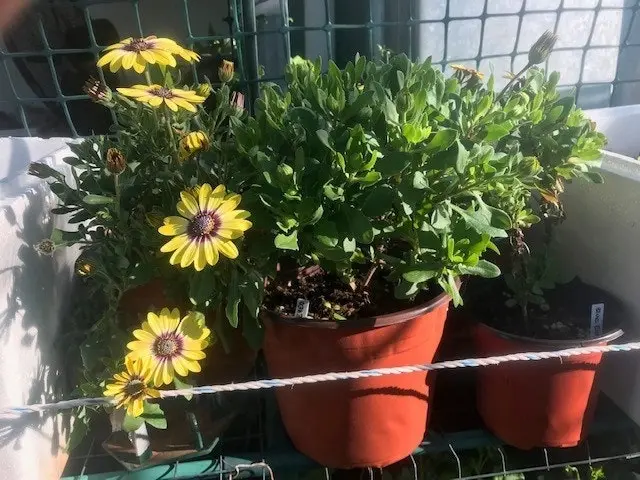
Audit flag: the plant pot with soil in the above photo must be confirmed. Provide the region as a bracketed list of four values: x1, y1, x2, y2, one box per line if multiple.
[230, 54, 541, 468]
[30, 35, 263, 464]
[465, 33, 619, 450]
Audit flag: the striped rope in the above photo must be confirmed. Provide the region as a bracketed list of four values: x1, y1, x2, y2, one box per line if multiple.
[3, 341, 640, 419]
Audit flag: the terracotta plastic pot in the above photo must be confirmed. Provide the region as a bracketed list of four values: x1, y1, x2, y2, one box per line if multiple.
[475, 322, 623, 449]
[262, 290, 453, 469]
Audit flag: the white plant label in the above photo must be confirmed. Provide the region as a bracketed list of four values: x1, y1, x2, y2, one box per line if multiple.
[294, 298, 310, 318]
[590, 303, 605, 337]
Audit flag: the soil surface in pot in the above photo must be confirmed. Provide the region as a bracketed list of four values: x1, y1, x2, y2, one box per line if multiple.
[264, 265, 439, 320]
[468, 277, 623, 340]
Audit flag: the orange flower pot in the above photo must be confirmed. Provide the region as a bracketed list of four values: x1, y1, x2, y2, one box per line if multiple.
[475, 322, 623, 449]
[262, 291, 453, 468]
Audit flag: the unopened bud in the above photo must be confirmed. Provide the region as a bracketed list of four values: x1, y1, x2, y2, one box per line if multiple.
[396, 90, 412, 114]
[75, 256, 96, 277]
[218, 60, 235, 83]
[528, 31, 558, 66]
[196, 83, 212, 98]
[106, 148, 126, 175]
[83, 76, 113, 104]
[230, 91, 245, 112]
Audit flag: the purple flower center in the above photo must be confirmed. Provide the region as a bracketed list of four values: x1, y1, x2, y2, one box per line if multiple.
[153, 333, 183, 358]
[123, 38, 153, 52]
[189, 212, 218, 237]
[124, 377, 145, 396]
[149, 87, 174, 98]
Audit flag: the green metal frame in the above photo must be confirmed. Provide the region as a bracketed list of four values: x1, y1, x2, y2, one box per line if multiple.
[1, 0, 640, 137]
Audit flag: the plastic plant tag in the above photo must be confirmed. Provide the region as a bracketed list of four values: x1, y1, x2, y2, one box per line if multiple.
[294, 298, 310, 318]
[590, 303, 604, 337]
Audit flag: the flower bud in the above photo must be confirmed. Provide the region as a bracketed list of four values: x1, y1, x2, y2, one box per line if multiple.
[528, 31, 558, 66]
[218, 60, 235, 83]
[196, 83, 212, 98]
[83, 76, 113, 104]
[230, 91, 245, 112]
[396, 90, 412, 114]
[106, 148, 126, 175]
[179, 131, 209, 162]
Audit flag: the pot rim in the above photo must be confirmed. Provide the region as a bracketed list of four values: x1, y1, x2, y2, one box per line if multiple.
[261, 278, 458, 329]
[478, 321, 624, 347]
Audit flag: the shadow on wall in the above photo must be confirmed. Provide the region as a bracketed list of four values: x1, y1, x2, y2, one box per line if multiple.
[0, 140, 75, 473]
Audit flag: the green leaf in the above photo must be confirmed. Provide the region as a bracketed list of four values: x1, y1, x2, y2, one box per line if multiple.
[484, 123, 512, 142]
[342, 205, 374, 244]
[316, 129, 334, 151]
[274, 231, 299, 250]
[442, 271, 462, 306]
[83, 194, 114, 205]
[189, 269, 216, 306]
[375, 151, 413, 177]
[583, 171, 604, 184]
[424, 129, 457, 153]
[362, 185, 395, 217]
[66, 416, 88, 452]
[342, 90, 375, 121]
[173, 376, 193, 401]
[459, 260, 501, 278]
[412, 171, 429, 189]
[353, 171, 382, 186]
[141, 403, 167, 430]
[240, 270, 264, 319]
[123, 414, 145, 432]
[454, 141, 469, 174]
[298, 199, 324, 225]
[451, 204, 508, 238]
[314, 220, 339, 247]
[402, 269, 437, 284]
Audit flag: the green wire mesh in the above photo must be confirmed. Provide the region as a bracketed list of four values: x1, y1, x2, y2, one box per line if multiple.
[0, 1, 639, 133]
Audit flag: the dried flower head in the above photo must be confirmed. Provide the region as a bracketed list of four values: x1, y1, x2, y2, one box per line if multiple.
[83, 76, 112, 104]
[196, 83, 212, 98]
[106, 148, 127, 175]
[451, 64, 484, 87]
[35, 239, 56, 256]
[528, 31, 558, 66]
[218, 60, 235, 83]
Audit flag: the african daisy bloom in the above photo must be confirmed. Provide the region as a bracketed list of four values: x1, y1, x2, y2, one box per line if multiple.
[97, 36, 200, 74]
[127, 308, 210, 387]
[116, 85, 205, 112]
[104, 356, 160, 417]
[158, 184, 252, 271]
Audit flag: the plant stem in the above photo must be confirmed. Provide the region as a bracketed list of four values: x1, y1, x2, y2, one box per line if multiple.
[164, 110, 179, 164]
[144, 70, 153, 86]
[496, 63, 531, 102]
[114, 174, 121, 212]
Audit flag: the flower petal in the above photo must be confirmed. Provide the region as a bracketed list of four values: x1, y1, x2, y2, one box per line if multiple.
[204, 239, 219, 266]
[216, 195, 242, 214]
[164, 98, 179, 112]
[198, 183, 212, 211]
[221, 219, 252, 232]
[169, 240, 191, 266]
[214, 239, 239, 259]
[180, 192, 199, 216]
[172, 356, 188, 377]
[193, 243, 207, 271]
[171, 97, 197, 112]
[147, 312, 165, 336]
[158, 216, 188, 236]
[179, 240, 197, 268]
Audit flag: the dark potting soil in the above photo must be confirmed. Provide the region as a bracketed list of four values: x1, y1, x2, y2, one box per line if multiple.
[467, 277, 624, 341]
[264, 266, 439, 321]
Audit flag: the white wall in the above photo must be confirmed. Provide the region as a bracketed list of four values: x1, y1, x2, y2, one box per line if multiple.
[0, 138, 77, 480]
[557, 106, 640, 425]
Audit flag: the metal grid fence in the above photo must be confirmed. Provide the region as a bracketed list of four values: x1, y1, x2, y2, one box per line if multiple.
[0, 0, 639, 136]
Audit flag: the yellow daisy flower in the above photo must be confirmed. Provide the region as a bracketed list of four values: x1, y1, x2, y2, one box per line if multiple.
[127, 308, 210, 387]
[158, 184, 252, 271]
[104, 356, 160, 418]
[179, 131, 209, 162]
[97, 36, 200, 74]
[116, 84, 205, 112]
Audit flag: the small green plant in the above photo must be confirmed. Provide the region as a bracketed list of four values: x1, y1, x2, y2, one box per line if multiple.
[232, 53, 541, 313]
